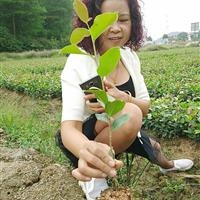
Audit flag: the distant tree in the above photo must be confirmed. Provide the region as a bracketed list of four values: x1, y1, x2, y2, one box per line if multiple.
[146, 36, 152, 41]
[177, 32, 188, 41]
[0, 0, 46, 39]
[0, 0, 73, 51]
[42, 0, 73, 41]
[0, 26, 22, 51]
[162, 34, 168, 39]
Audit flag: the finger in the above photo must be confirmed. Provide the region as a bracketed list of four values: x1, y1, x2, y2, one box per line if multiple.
[78, 158, 108, 178]
[106, 89, 115, 97]
[86, 101, 101, 108]
[96, 107, 105, 113]
[72, 168, 91, 181]
[114, 160, 124, 170]
[84, 93, 96, 100]
[103, 79, 115, 89]
[80, 148, 116, 177]
[90, 108, 105, 113]
[88, 143, 114, 165]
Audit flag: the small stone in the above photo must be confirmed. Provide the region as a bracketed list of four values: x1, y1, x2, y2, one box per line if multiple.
[0, 128, 4, 133]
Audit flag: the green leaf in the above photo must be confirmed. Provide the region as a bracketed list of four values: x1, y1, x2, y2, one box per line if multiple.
[105, 100, 125, 117]
[97, 47, 120, 77]
[86, 88, 108, 105]
[111, 114, 130, 131]
[90, 12, 118, 41]
[95, 113, 109, 124]
[70, 28, 90, 44]
[59, 44, 88, 55]
[73, 0, 89, 23]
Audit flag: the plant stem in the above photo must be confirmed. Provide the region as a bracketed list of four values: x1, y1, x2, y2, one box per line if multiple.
[108, 118, 114, 159]
[126, 153, 135, 186]
[86, 23, 99, 66]
[86, 23, 105, 90]
[108, 118, 119, 189]
[132, 160, 150, 188]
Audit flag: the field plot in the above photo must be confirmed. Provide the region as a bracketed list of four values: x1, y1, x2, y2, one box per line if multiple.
[0, 47, 200, 200]
[139, 48, 200, 139]
[0, 57, 66, 98]
[0, 47, 199, 139]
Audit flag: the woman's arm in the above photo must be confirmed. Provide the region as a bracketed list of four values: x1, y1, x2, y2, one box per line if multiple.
[103, 79, 150, 117]
[61, 120, 123, 181]
[85, 92, 150, 117]
[125, 96, 150, 117]
[61, 120, 88, 158]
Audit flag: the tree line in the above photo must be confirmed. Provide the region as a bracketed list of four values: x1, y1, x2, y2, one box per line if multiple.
[0, 0, 73, 52]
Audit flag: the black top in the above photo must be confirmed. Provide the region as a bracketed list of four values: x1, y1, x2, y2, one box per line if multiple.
[116, 76, 135, 97]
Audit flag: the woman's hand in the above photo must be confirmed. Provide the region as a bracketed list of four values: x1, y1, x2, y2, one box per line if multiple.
[72, 141, 123, 181]
[103, 79, 128, 102]
[84, 79, 130, 113]
[84, 94, 105, 113]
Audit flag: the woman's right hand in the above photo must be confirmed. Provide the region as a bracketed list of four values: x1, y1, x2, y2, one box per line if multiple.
[72, 141, 123, 181]
[84, 94, 105, 113]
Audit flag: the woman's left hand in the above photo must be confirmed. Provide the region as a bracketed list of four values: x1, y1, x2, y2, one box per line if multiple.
[103, 79, 127, 101]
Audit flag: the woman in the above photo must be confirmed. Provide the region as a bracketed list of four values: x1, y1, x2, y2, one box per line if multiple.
[56, 0, 193, 199]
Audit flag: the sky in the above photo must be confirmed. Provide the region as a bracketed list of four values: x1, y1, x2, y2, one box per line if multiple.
[141, 0, 200, 40]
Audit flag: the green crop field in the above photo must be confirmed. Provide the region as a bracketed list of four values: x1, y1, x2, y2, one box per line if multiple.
[139, 47, 200, 140]
[0, 47, 199, 140]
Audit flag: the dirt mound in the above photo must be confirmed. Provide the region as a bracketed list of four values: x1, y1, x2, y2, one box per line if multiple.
[0, 147, 84, 200]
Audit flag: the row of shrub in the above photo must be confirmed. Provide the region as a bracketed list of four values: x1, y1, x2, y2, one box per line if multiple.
[0, 72, 61, 99]
[1, 48, 198, 102]
[0, 50, 61, 61]
[0, 57, 65, 98]
[139, 47, 200, 102]
[0, 48, 199, 139]
[143, 97, 200, 140]
[141, 42, 200, 52]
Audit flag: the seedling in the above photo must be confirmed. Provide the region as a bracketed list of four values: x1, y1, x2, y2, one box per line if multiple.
[60, 0, 130, 186]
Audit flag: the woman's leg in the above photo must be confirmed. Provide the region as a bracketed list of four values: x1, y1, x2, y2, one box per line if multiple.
[94, 103, 143, 154]
[148, 138, 174, 169]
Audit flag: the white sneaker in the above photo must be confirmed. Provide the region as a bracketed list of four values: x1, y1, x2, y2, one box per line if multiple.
[78, 178, 109, 200]
[160, 159, 194, 174]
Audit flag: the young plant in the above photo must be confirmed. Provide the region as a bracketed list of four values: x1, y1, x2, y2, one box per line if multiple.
[60, 0, 130, 174]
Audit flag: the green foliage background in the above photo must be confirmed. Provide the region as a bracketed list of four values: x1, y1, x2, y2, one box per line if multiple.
[0, 0, 73, 52]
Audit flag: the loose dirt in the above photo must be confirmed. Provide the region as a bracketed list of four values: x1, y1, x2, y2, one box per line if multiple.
[0, 145, 85, 200]
[1, 130, 199, 200]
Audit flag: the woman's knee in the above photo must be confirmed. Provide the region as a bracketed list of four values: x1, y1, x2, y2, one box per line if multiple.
[119, 103, 143, 138]
[95, 120, 108, 135]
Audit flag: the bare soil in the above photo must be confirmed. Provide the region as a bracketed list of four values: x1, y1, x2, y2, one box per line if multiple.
[1, 130, 200, 200]
[0, 145, 85, 200]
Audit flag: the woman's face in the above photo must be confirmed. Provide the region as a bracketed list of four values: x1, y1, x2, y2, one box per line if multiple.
[98, 0, 131, 54]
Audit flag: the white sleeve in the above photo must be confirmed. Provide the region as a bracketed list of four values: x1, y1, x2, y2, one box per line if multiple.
[131, 50, 150, 101]
[61, 56, 85, 122]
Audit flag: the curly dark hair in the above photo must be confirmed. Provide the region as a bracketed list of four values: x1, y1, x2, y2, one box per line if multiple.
[73, 0, 143, 54]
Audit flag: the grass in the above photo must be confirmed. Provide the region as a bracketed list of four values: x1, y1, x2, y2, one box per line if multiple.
[0, 89, 67, 164]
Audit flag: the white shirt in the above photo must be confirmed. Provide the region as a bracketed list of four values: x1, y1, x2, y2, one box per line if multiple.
[61, 47, 150, 122]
